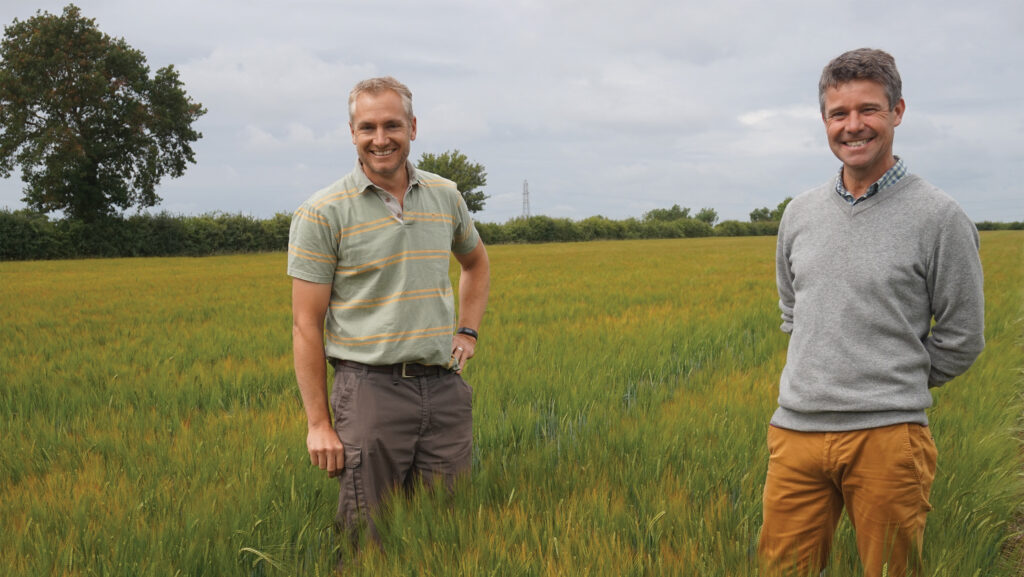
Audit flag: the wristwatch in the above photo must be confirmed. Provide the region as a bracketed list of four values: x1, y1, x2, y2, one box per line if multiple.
[456, 327, 479, 340]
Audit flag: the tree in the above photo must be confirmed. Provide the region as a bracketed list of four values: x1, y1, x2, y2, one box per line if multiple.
[0, 5, 206, 221]
[695, 207, 718, 226]
[771, 197, 792, 221]
[416, 149, 488, 212]
[749, 207, 773, 222]
[750, 197, 792, 222]
[643, 204, 691, 222]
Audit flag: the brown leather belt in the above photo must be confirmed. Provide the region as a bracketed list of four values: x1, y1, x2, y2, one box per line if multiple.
[332, 359, 450, 378]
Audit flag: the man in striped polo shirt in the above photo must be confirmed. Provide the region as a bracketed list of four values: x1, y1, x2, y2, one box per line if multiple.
[288, 76, 490, 563]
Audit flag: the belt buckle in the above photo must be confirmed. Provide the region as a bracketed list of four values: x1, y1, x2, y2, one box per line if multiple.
[401, 362, 413, 378]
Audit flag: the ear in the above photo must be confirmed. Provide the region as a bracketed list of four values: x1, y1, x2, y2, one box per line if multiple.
[349, 122, 356, 144]
[410, 116, 417, 141]
[892, 98, 906, 127]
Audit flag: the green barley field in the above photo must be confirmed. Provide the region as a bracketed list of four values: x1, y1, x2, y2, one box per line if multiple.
[1, 232, 1021, 576]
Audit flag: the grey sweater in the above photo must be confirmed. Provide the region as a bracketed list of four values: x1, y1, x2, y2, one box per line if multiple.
[772, 173, 985, 431]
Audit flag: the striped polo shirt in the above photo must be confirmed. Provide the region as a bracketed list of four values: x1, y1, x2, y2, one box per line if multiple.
[288, 161, 480, 366]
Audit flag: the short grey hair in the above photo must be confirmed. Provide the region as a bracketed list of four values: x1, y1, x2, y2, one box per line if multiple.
[348, 76, 414, 121]
[819, 48, 902, 115]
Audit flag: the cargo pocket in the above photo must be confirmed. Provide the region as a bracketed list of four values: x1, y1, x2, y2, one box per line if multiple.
[335, 444, 366, 532]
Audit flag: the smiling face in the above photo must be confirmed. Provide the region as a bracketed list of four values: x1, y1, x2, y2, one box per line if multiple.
[823, 79, 905, 189]
[350, 89, 417, 191]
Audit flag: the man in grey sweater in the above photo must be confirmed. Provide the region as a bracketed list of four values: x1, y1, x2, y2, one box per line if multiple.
[757, 48, 985, 577]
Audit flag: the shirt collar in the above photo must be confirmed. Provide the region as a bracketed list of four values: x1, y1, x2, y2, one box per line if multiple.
[354, 160, 419, 222]
[354, 160, 420, 193]
[835, 156, 906, 205]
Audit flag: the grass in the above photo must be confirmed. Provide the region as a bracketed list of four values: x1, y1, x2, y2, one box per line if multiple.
[1, 232, 1020, 576]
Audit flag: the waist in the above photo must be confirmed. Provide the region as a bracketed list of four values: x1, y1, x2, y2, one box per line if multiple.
[770, 406, 928, 431]
[331, 358, 451, 378]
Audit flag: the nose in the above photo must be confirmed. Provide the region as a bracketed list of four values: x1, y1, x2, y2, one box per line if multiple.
[373, 127, 388, 144]
[846, 111, 864, 132]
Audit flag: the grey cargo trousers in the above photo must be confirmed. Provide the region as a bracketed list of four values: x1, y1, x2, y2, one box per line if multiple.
[330, 361, 474, 545]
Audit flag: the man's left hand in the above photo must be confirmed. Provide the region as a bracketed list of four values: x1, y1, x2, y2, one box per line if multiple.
[450, 333, 477, 374]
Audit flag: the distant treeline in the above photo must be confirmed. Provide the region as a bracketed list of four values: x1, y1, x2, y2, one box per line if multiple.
[1, 208, 1020, 261]
[975, 221, 1024, 231]
[475, 215, 780, 244]
[1, 210, 291, 261]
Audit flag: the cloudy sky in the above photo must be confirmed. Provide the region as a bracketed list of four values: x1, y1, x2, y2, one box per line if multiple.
[1, 0, 1021, 224]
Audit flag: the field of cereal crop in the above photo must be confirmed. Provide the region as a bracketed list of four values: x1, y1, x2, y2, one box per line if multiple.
[1, 232, 1021, 576]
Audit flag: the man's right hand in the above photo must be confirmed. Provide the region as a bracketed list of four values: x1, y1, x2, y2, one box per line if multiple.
[307, 423, 345, 478]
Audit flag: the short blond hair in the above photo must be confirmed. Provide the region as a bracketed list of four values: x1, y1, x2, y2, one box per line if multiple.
[348, 77, 414, 121]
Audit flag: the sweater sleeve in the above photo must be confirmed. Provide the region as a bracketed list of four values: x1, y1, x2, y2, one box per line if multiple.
[776, 210, 795, 334]
[924, 208, 985, 387]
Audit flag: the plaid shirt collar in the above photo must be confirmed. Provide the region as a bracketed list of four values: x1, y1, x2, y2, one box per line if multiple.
[836, 156, 906, 205]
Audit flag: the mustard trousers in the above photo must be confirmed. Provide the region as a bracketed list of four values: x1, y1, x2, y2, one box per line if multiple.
[757, 423, 937, 577]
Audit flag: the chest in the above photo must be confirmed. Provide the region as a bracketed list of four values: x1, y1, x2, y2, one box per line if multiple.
[787, 213, 931, 299]
[334, 192, 456, 267]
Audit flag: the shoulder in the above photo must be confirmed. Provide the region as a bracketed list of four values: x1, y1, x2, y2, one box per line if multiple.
[897, 174, 957, 204]
[292, 169, 374, 228]
[413, 167, 461, 198]
[782, 179, 835, 219]
[895, 175, 971, 223]
[411, 167, 473, 221]
[302, 170, 366, 210]
[887, 175, 979, 253]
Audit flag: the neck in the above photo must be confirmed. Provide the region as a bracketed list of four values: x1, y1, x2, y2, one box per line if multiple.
[842, 159, 895, 198]
[363, 163, 409, 204]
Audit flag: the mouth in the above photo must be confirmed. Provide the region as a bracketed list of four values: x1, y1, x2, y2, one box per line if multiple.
[370, 148, 397, 158]
[843, 137, 873, 148]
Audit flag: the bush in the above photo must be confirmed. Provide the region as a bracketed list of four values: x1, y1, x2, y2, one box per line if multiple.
[474, 221, 507, 245]
[260, 213, 292, 251]
[713, 220, 779, 237]
[0, 211, 291, 260]
[0, 209, 62, 260]
[1, 208, 1014, 260]
[976, 221, 1024, 231]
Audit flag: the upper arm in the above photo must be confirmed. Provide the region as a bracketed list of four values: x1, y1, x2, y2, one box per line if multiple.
[454, 239, 488, 272]
[292, 278, 332, 329]
[927, 210, 984, 342]
[775, 215, 796, 332]
[288, 203, 339, 284]
[776, 237, 795, 305]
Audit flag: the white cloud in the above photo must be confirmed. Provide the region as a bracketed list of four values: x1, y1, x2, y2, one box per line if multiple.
[1, 0, 1022, 223]
[178, 44, 371, 122]
[738, 107, 819, 127]
[730, 106, 822, 157]
[242, 123, 350, 151]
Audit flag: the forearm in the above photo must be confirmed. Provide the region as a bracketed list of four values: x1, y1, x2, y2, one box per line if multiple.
[925, 294, 985, 386]
[457, 255, 489, 331]
[293, 324, 331, 429]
